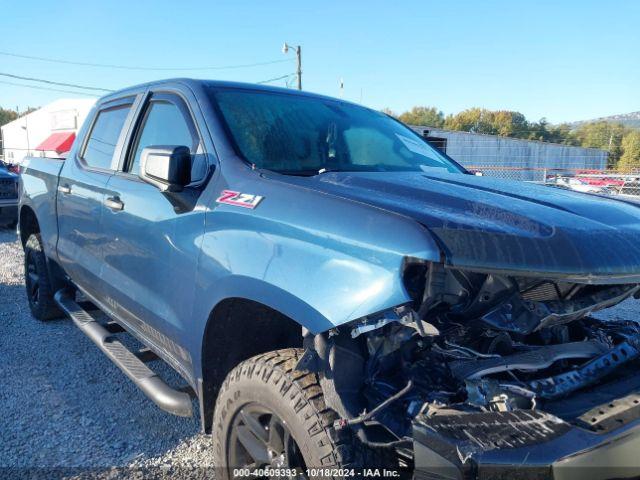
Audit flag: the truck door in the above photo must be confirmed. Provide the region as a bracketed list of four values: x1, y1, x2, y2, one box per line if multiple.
[57, 97, 136, 298]
[99, 90, 210, 377]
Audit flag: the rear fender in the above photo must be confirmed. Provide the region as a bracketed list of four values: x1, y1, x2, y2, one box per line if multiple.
[19, 157, 64, 259]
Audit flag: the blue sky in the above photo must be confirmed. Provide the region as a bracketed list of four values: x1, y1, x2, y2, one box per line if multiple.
[1, 0, 638, 123]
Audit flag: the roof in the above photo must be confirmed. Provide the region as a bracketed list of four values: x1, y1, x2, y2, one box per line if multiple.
[35, 132, 76, 154]
[98, 78, 365, 110]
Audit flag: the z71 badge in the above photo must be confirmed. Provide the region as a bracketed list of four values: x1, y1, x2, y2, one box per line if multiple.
[216, 190, 264, 209]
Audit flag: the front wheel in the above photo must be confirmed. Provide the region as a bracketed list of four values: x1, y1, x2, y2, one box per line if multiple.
[213, 349, 364, 479]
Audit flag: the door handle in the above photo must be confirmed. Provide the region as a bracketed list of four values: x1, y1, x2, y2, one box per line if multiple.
[58, 184, 71, 195]
[104, 196, 125, 211]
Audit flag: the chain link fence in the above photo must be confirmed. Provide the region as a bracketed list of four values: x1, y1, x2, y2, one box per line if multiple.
[467, 166, 640, 198]
[408, 126, 640, 199]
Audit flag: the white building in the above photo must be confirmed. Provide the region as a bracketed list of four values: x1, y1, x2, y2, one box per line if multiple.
[1, 98, 96, 164]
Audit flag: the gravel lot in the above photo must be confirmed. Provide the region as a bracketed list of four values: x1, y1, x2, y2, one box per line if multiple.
[1, 225, 639, 476]
[0, 227, 213, 476]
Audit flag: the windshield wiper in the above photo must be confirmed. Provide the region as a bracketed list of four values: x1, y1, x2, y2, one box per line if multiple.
[269, 168, 353, 177]
[318, 167, 340, 174]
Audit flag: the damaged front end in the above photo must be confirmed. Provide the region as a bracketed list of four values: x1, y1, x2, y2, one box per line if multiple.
[298, 261, 640, 478]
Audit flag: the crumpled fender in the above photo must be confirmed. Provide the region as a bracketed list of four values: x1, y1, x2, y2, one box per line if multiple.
[191, 178, 442, 337]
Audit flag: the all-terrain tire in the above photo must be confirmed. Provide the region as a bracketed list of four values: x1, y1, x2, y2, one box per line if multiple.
[24, 233, 62, 320]
[213, 348, 390, 479]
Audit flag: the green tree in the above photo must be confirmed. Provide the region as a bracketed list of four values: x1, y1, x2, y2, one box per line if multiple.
[573, 121, 628, 164]
[398, 106, 444, 127]
[492, 111, 529, 137]
[526, 118, 551, 141]
[444, 108, 533, 137]
[0, 107, 18, 127]
[389, 104, 637, 160]
[618, 131, 640, 172]
[547, 123, 578, 145]
[445, 108, 493, 133]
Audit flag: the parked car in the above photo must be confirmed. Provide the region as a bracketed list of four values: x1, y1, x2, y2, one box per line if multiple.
[552, 175, 613, 194]
[1, 159, 21, 175]
[18, 79, 640, 478]
[574, 170, 625, 189]
[0, 160, 19, 228]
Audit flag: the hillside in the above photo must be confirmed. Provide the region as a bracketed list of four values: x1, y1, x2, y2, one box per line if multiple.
[570, 111, 640, 129]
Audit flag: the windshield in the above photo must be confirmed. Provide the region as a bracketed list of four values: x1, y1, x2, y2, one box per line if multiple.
[210, 88, 464, 175]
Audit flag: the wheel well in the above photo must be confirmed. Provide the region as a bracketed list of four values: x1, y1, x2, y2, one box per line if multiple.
[19, 206, 39, 247]
[200, 298, 303, 432]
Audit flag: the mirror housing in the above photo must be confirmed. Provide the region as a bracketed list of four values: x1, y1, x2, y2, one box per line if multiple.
[140, 145, 191, 192]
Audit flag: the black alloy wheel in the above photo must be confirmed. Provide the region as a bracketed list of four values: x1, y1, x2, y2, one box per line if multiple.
[228, 403, 307, 477]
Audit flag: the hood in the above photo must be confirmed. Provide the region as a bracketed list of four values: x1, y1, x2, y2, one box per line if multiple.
[272, 171, 640, 281]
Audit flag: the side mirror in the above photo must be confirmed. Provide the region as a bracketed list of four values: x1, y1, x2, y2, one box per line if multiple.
[140, 145, 191, 192]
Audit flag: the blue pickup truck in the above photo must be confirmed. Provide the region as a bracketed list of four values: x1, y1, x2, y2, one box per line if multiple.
[18, 79, 640, 478]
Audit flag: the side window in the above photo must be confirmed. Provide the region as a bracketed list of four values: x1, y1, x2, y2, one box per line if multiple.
[82, 105, 131, 170]
[129, 100, 199, 176]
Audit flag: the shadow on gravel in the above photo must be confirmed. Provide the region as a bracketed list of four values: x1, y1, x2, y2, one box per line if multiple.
[0, 265, 207, 469]
[1, 282, 205, 468]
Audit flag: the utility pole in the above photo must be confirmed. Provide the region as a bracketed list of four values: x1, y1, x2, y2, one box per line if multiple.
[295, 45, 302, 90]
[283, 43, 302, 90]
[25, 113, 30, 156]
[17, 107, 30, 156]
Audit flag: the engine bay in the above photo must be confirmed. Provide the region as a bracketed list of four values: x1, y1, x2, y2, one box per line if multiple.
[306, 262, 640, 455]
[357, 305, 640, 438]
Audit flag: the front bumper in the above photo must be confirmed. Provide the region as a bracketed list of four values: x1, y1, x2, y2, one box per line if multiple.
[413, 408, 640, 480]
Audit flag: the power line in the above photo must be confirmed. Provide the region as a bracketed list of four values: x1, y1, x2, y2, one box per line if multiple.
[0, 72, 112, 92]
[0, 70, 296, 107]
[0, 50, 294, 72]
[257, 73, 295, 85]
[0, 80, 100, 97]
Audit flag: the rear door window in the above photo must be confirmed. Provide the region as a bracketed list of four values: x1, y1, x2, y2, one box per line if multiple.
[81, 104, 131, 170]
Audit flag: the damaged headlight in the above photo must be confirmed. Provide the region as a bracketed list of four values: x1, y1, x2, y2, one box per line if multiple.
[349, 304, 439, 339]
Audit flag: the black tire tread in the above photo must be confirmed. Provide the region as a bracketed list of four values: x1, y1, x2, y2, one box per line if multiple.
[213, 348, 382, 474]
[24, 233, 61, 321]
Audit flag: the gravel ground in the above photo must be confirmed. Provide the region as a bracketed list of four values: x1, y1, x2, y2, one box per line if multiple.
[1, 225, 639, 476]
[0, 227, 213, 476]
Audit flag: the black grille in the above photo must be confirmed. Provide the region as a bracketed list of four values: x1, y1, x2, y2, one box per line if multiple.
[521, 281, 559, 301]
[416, 410, 571, 450]
[0, 179, 17, 199]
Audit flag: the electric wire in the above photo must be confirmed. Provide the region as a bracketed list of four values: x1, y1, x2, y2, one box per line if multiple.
[0, 72, 113, 92]
[0, 80, 100, 97]
[256, 73, 296, 84]
[0, 50, 293, 72]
